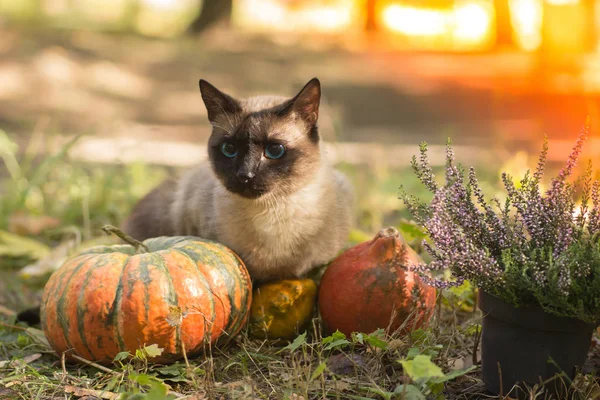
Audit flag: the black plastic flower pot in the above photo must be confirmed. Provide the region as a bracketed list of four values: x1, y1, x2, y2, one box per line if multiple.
[478, 290, 596, 398]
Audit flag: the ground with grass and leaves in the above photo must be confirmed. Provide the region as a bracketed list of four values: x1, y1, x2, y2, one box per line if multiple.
[2, 20, 600, 400]
[2, 129, 600, 400]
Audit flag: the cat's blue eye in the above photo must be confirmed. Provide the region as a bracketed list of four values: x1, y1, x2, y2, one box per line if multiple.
[265, 144, 285, 159]
[221, 142, 238, 158]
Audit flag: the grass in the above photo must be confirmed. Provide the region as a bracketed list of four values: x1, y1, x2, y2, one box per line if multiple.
[1, 129, 599, 399]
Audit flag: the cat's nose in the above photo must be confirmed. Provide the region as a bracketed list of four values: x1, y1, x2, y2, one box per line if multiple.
[237, 171, 255, 184]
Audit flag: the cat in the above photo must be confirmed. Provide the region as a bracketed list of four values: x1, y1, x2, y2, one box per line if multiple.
[121, 78, 354, 283]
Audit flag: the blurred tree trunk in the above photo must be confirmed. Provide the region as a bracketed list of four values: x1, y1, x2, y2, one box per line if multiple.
[187, 0, 233, 34]
[366, 0, 377, 31]
[494, 0, 513, 48]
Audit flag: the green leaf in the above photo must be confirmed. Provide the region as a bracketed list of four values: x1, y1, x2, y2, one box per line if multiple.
[431, 365, 476, 384]
[153, 363, 189, 382]
[103, 376, 120, 392]
[142, 344, 164, 358]
[278, 332, 306, 353]
[130, 372, 153, 385]
[358, 386, 392, 400]
[145, 381, 171, 400]
[324, 339, 351, 350]
[364, 331, 388, 350]
[155, 364, 184, 376]
[310, 362, 327, 381]
[113, 351, 132, 362]
[409, 328, 430, 344]
[135, 348, 145, 360]
[406, 347, 420, 359]
[417, 344, 442, 359]
[398, 219, 428, 242]
[352, 332, 364, 345]
[399, 355, 444, 381]
[429, 381, 446, 396]
[17, 334, 31, 347]
[123, 374, 176, 400]
[442, 280, 476, 312]
[322, 330, 347, 344]
[161, 375, 189, 383]
[393, 384, 426, 400]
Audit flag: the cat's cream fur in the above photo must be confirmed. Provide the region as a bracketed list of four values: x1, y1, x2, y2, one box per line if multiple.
[122, 79, 354, 282]
[167, 151, 352, 281]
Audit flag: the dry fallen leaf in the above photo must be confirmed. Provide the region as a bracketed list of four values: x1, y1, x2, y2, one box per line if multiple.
[0, 353, 42, 369]
[21, 353, 42, 364]
[64, 385, 119, 400]
[19, 235, 118, 280]
[26, 327, 51, 349]
[0, 230, 51, 260]
[165, 305, 184, 327]
[3, 380, 23, 388]
[326, 353, 367, 375]
[19, 239, 75, 280]
[449, 357, 466, 371]
[0, 305, 16, 317]
[8, 211, 61, 236]
[0, 386, 20, 400]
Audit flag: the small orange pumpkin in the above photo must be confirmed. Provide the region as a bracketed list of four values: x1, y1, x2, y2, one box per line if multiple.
[41, 227, 252, 364]
[318, 227, 436, 336]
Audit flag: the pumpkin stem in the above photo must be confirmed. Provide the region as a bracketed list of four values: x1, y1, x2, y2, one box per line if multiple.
[101, 225, 150, 253]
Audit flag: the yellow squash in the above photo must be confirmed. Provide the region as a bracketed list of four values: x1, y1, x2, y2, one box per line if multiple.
[249, 279, 317, 340]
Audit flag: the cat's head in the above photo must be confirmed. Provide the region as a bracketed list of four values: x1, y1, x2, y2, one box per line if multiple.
[199, 78, 322, 199]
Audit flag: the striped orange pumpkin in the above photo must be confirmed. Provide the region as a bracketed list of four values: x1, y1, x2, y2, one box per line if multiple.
[40, 234, 252, 364]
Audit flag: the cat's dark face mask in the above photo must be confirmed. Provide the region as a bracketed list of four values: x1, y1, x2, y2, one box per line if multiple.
[200, 78, 322, 199]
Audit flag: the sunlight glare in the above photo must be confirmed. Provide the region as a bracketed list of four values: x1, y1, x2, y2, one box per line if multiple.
[510, 0, 543, 51]
[453, 3, 491, 42]
[546, 0, 579, 4]
[252, 0, 286, 25]
[142, 0, 180, 10]
[234, 0, 355, 32]
[381, 2, 492, 47]
[382, 4, 447, 36]
[299, 6, 353, 31]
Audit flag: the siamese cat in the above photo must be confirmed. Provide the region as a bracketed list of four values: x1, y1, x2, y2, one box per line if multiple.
[122, 78, 353, 282]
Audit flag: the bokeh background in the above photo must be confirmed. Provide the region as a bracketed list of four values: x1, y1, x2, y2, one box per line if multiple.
[1, 0, 600, 308]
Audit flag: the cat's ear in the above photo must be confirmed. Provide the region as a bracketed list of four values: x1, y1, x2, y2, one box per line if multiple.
[199, 79, 241, 124]
[284, 78, 321, 126]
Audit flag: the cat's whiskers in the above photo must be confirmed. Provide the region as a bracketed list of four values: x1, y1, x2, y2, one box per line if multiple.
[211, 123, 234, 135]
[261, 192, 282, 227]
[270, 193, 285, 229]
[214, 100, 236, 130]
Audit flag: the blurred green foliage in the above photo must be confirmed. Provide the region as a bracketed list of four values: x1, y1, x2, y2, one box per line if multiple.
[0, 0, 203, 37]
[0, 127, 526, 312]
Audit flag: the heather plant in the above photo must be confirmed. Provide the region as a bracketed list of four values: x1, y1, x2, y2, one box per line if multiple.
[400, 124, 600, 324]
